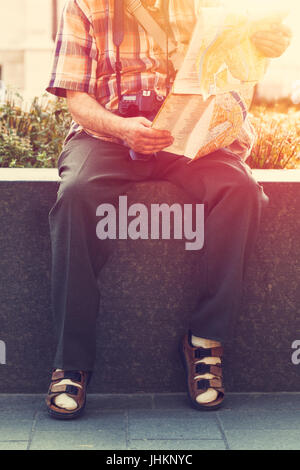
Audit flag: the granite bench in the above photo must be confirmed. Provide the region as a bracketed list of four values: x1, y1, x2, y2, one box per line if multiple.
[0, 169, 299, 393]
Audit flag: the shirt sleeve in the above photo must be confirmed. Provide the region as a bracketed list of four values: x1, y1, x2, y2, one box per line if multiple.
[46, 0, 98, 98]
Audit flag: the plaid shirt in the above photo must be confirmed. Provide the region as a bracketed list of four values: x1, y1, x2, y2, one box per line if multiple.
[46, 0, 255, 158]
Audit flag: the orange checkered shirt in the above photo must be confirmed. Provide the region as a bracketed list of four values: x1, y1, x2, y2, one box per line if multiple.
[46, 0, 255, 158]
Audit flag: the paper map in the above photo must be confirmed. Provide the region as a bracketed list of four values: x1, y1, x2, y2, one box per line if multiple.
[153, 6, 288, 160]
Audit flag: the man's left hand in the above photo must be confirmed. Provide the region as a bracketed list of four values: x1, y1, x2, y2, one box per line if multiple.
[251, 23, 292, 58]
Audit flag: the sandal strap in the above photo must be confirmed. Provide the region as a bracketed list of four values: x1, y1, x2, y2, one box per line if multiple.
[195, 363, 222, 377]
[194, 346, 223, 360]
[51, 370, 84, 384]
[197, 377, 223, 392]
[49, 383, 80, 396]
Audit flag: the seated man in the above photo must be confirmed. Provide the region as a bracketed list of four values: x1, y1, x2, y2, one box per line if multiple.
[45, 0, 291, 419]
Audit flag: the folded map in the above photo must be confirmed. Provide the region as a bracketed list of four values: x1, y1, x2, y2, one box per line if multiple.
[152, 6, 288, 160]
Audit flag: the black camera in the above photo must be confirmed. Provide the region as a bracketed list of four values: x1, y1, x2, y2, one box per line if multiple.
[118, 90, 165, 119]
[118, 90, 166, 161]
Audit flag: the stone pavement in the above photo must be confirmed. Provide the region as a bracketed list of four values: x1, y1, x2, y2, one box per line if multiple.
[0, 393, 300, 450]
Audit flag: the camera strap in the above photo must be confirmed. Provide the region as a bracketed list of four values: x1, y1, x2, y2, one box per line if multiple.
[113, 0, 125, 103]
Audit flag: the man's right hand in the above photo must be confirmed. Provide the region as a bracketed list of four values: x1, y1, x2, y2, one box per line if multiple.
[66, 91, 174, 154]
[120, 116, 174, 155]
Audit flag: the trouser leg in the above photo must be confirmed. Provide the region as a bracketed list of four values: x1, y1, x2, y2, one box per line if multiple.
[153, 149, 269, 343]
[49, 132, 156, 370]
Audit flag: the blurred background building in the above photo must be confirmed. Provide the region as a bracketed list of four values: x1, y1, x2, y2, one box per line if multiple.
[0, 0, 299, 102]
[0, 0, 65, 101]
[257, 4, 300, 102]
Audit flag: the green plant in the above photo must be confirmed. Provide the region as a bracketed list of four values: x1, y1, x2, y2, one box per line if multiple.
[1, 93, 300, 169]
[248, 106, 300, 169]
[0, 93, 72, 168]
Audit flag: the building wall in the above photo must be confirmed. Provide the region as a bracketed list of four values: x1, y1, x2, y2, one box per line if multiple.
[0, 0, 65, 101]
[0, 51, 25, 91]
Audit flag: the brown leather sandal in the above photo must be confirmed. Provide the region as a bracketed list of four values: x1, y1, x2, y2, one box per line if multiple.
[46, 370, 91, 420]
[180, 333, 224, 411]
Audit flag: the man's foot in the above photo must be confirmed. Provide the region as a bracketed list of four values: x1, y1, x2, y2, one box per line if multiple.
[180, 333, 224, 411]
[190, 336, 222, 404]
[52, 369, 82, 410]
[46, 370, 90, 420]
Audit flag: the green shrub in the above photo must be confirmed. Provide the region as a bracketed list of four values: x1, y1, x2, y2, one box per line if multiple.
[0, 93, 299, 169]
[249, 106, 300, 169]
[0, 93, 72, 168]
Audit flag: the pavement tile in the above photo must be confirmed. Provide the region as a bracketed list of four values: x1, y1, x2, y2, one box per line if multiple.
[0, 395, 42, 417]
[225, 430, 300, 450]
[86, 394, 153, 411]
[153, 394, 191, 410]
[29, 431, 127, 450]
[128, 439, 226, 450]
[218, 410, 300, 431]
[0, 441, 28, 450]
[35, 409, 127, 433]
[128, 410, 221, 440]
[0, 418, 33, 442]
[0, 395, 41, 441]
[31, 409, 127, 450]
[0, 395, 35, 442]
[220, 393, 300, 412]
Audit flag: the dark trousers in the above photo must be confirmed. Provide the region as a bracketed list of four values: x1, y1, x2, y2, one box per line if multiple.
[49, 130, 269, 370]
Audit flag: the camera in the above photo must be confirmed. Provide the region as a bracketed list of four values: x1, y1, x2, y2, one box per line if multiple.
[118, 90, 166, 161]
[118, 90, 165, 119]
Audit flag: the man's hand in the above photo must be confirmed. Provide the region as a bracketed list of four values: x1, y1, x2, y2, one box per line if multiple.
[66, 91, 173, 153]
[251, 23, 292, 58]
[120, 116, 174, 155]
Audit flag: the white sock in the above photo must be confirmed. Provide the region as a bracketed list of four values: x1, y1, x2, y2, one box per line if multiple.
[53, 370, 82, 411]
[191, 336, 221, 404]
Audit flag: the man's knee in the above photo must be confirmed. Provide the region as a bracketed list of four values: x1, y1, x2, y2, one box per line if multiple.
[227, 162, 269, 208]
[57, 173, 90, 202]
[209, 156, 267, 208]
